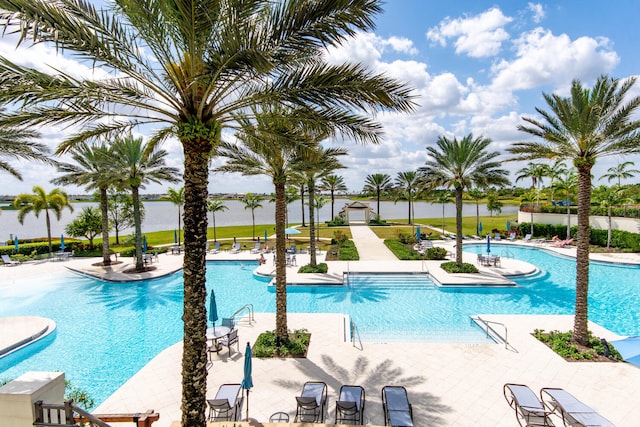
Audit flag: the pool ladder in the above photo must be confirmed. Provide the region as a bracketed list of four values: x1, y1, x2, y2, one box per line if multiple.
[350, 319, 363, 350]
[472, 316, 513, 351]
[231, 303, 255, 325]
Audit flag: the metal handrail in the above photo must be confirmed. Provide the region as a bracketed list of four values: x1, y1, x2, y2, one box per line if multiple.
[231, 303, 255, 324]
[474, 317, 509, 349]
[350, 319, 363, 350]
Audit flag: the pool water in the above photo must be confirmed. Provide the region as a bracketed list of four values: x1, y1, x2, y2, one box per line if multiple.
[1, 251, 639, 406]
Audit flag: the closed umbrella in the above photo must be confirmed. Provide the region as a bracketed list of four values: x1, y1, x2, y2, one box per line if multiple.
[506, 220, 511, 232]
[143, 235, 148, 253]
[264, 229, 268, 242]
[209, 289, 219, 332]
[60, 235, 65, 251]
[14, 236, 18, 252]
[611, 336, 640, 366]
[241, 342, 253, 421]
[486, 234, 491, 254]
[416, 225, 421, 241]
[174, 229, 178, 244]
[478, 221, 483, 234]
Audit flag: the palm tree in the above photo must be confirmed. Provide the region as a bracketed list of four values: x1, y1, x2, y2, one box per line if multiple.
[420, 134, 509, 266]
[295, 146, 347, 267]
[166, 187, 184, 246]
[467, 188, 485, 235]
[111, 136, 179, 271]
[600, 161, 640, 187]
[206, 199, 227, 243]
[593, 185, 627, 248]
[314, 194, 329, 241]
[13, 186, 73, 255]
[508, 75, 640, 346]
[242, 193, 264, 241]
[0, 2, 415, 424]
[547, 159, 568, 202]
[320, 174, 347, 221]
[520, 189, 537, 236]
[363, 173, 393, 219]
[215, 107, 318, 343]
[552, 168, 578, 238]
[433, 191, 453, 235]
[0, 109, 52, 179]
[515, 162, 548, 207]
[52, 143, 114, 265]
[394, 171, 422, 225]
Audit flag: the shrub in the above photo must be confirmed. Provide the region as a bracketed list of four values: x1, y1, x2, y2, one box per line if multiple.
[337, 240, 359, 260]
[424, 247, 447, 260]
[533, 329, 622, 361]
[253, 329, 310, 358]
[396, 229, 416, 244]
[332, 230, 348, 246]
[383, 239, 422, 260]
[440, 261, 478, 273]
[326, 216, 347, 226]
[298, 263, 328, 273]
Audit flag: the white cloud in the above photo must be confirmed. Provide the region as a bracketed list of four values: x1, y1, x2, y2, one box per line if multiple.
[426, 8, 513, 58]
[491, 28, 620, 92]
[325, 32, 417, 66]
[527, 3, 545, 23]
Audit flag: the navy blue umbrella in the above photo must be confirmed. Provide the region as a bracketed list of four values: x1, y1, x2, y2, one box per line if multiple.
[241, 342, 253, 420]
[208, 289, 219, 331]
[486, 234, 491, 254]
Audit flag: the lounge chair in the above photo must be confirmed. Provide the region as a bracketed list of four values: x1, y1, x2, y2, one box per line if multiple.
[508, 232, 516, 241]
[217, 328, 239, 356]
[250, 242, 261, 254]
[553, 238, 574, 248]
[286, 244, 297, 254]
[335, 385, 365, 425]
[494, 232, 502, 240]
[230, 242, 241, 253]
[1, 254, 19, 266]
[295, 381, 327, 423]
[382, 386, 414, 427]
[210, 241, 220, 253]
[207, 383, 244, 421]
[503, 383, 555, 427]
[522, 234, 532, 243]
[471, 235, 482, 240]
[540, 387, 614, 427]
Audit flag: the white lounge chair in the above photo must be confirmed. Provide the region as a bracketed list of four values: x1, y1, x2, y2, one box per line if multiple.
[295, 381, 328, 423]
[250, 242, 261, 253]
[230, 242, 241, 253]
[522, 234, 532, 243]
[207, 383, 244, 422]
[210, 241, 220, 253]
[335, 385, 365, 425]
[507, 232, 516, 241]
[1, 254, 19, 266]
[541, 387, 614, 427]
[494, 233, 502, 240]
[503, 383, 554, 427]
[382, 386, 414, 427]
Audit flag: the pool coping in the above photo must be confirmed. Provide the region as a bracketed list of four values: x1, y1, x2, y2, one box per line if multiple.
[0, 316, 56, 359]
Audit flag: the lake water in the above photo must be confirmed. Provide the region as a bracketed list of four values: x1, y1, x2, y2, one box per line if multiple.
[0, 199, 517, 240]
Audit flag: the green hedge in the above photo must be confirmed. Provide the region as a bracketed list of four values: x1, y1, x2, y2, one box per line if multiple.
[518, 222, 640, 251]
[0, 241, 77, 256]
[538, 205, 640, 219]
[337, 240, 359, 261]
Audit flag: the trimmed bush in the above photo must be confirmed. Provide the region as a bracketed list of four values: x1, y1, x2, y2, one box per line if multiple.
[424, 247, 447, 260]
[533, 329, 622, 361]
[253, 329, 310, 358]
[298, 263, 328, 273]
[384, 239, 422, 260]
[440, 261, 478, 273]
[337, 240, 359, 260]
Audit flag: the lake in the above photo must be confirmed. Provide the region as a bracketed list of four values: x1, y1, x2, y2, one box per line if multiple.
[0, 199, 517, 240]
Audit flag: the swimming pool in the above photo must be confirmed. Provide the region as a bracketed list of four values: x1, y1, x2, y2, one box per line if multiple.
[1, 250, 639, 407]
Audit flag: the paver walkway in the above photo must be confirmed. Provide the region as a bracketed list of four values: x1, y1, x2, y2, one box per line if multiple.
[348, 223, 396, 260]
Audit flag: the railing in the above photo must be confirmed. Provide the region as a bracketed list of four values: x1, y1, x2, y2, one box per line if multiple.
[33, 400, 159, 427]
[350, 319, 363, 351]
[231, 303, 255, 325]
[501, 249, 514, 259]
[473, 317, 510, 350]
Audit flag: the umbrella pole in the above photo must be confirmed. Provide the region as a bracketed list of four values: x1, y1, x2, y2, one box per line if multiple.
[246, 389, 249, 421]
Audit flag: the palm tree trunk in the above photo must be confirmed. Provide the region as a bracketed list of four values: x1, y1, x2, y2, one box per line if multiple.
[475, 200, 479, 235]
[212, 213, 217, 242]
[376, 190, 381, 217]
[252, 210, 256, 240]
[178, 207, 182, 246]
[330, 190, 335, 220]
[573, 166, 592, 346]
[132, 186, 144, 271]
[45, 209, 52, 255]
[308, 180, 317, 267]
[274, 181, 288, 343]
[566, 202, 571, 239]
[181, 139, 210, 427]
[300, 185, 306, 227]
[607, 207, 612, 248]
[455, 188, 463, 266]
[100, 187, 111, 265]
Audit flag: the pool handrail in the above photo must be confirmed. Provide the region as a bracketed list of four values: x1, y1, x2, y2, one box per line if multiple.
[231, 303, 255, 325]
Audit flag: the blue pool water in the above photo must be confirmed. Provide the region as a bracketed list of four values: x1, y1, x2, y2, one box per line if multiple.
[1, 250, 639, 406]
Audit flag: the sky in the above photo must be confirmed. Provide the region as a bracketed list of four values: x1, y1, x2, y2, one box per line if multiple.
[2, 0, 640, 196]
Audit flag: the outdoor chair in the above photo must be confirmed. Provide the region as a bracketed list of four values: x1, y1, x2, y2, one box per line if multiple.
[494, 232, 502, 240]
[295, 381, 327, 423]
[523, 234, 532, 243]
[335, 385, 365, 425]
[230, 242, 241, 253]
[221, 317, 236, 329]
[1, 254, 19, 266]
[207, 383, 244, 422]
[210, 241, 220, 253]
[286, 244, 297, 254]
[471, 235, 482, 240]
[503, 383, 555, 427]
[250, 242, 261, 254]
[218, 328, 239, 356]
[382, 386, 413, 427]
[508, 232, 517, 241]
[540, 387, 615, 427]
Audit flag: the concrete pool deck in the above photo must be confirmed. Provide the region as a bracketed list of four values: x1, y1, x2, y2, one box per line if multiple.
[1, 227, 639, 426]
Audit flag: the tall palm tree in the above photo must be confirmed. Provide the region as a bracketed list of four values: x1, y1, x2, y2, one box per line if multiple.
[433, 191, 453, 235]
[13, 186, 73, 255]
[166, 187, 185, 246]
[420, 134, 509, 266]
[515, 162, 548, 207]
[467, 188, 485, 236]
[593, 185, 627, 248]
[52, 143, 114, 265]
[320, 174, 347, 220]
[508, 75, 640, 346]
[552, 168, 578, 238]
[363, 173, 393, 219]
[295, 146, 347, 267]
[242, 193, 264, 241]
[206, 199, 227, 242]
[0, 2, 415, 424]
[547, 159, 568, 203]
[215, 107, 318, 342]
[0, 109, 52, 179]
[314, 194, 329, 241]
[520, 189, 537, 236]
[600, 161, 640, 187]
[112, 136, 179, 270]
[394, 171, 423, 225]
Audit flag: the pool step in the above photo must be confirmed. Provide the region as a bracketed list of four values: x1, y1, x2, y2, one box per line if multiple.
[346, 274, 437, 290]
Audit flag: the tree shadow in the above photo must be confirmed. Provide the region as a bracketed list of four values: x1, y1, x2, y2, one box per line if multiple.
[80, 278, 183, 311]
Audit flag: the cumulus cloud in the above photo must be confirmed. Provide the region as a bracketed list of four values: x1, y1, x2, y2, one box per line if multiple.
[527, 3, 545, 23]
[426, 8, 513, 57]
[491, 28, 619, 92]
[325, 32, 417, 66]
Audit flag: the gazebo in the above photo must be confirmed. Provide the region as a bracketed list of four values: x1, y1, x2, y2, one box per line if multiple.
[340, 201, 374, 224]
